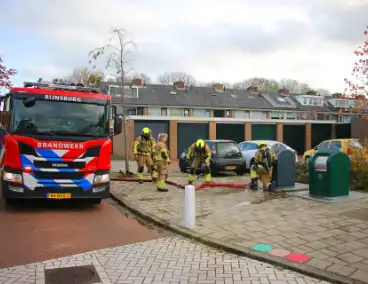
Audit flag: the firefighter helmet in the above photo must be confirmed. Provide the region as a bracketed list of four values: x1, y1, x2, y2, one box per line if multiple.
[258, 141, 267, 148]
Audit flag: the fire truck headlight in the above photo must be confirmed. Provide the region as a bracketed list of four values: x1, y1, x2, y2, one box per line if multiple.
[94, 173, 110, 184]
[3, 172, 23, 184]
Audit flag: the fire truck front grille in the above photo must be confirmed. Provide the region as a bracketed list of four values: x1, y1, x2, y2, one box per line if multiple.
[34, 161, 86, 169]
[33, 171, 85, 180]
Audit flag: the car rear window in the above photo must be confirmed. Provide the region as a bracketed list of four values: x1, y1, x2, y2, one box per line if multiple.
[240, 142, 258, 150]
[349, 140, 363, 148]
[216, 142, 242, 158]
[330, 141, 342, 148]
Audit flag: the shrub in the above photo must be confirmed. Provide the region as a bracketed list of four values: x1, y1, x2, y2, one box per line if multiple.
[296, 139, 368, 191]
[350, 139, 368, 191]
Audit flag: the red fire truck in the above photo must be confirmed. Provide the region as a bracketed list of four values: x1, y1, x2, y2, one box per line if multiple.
[0, 81, 122, 205]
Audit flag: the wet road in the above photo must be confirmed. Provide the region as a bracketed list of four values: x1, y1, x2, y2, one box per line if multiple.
[0, 198, 168, 269]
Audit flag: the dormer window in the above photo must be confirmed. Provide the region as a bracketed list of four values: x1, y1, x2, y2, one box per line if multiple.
[297, 95, 324, 106]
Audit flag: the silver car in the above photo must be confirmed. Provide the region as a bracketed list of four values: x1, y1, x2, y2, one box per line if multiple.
[239, 140, 298, 170]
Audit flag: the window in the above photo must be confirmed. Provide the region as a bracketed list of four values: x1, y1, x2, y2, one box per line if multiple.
[205, 109, 211, 117]
[170, 108, 183, 116]
[127, 107, 144, 116]
[193, 109, 206, 117]
[225, 110, 232, 117]
[277, 97, 286, 103]
[161, 108, 167, 116]
[270, 112, 280, 119]
[239, 142, 258, 151]
[349, 139, 363, 149]
[184, 109, 190, 116]
[245, 111, 250, 119]
[285, 112, 296, 119]
[147, 107, 161, 116]
[262, 112, 268, 119]
[213, 110, 225, 117]
[216, 142, 242, 158]
[330, 141, 342, 149]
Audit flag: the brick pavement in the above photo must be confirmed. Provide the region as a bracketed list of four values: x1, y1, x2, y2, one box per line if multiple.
[0, 236, 327, 284]
[111, 181, 368, 283]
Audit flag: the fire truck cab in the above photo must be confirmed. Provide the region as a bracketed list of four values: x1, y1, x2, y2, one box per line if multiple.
[0, 81, 122, 205]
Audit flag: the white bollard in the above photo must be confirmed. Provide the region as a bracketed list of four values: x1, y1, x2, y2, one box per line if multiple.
[184, 184, 196, 229]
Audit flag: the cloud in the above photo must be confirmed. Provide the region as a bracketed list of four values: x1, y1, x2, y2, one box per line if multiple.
[0, 0, 366, 92]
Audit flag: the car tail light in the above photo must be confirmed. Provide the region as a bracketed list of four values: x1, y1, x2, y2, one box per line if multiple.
[347, 147, 353, 155]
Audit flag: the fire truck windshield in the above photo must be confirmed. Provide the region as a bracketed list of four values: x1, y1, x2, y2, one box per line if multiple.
[11, 98, 109, 138]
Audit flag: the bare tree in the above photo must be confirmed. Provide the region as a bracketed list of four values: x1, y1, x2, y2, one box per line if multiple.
[67, 67, 104, 85]
[89, 28, 137, 174]
[233, 77, 279, 92]
[279, 78, 311, 93]
[315, 88, 331, 97]
[197, 81, 233, 88]
[157, 72, 196, 86]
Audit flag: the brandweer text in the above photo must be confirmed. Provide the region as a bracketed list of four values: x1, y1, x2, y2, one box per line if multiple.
[37, 142, 84, 149]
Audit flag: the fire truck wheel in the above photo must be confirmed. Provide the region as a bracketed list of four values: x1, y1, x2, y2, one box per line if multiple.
[5, 199, 18, 207]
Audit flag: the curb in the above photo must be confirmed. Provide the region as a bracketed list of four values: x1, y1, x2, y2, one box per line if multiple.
[110, 190, 362, 284]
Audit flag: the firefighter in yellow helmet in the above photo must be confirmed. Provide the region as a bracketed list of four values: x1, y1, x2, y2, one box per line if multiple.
[249, 141, 277, 190]
[186, 139, 212, 184]
[133, 127, 158, 183]
[154, 133, 170, 192]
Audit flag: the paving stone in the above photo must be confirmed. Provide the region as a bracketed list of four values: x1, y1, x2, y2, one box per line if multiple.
[326, 263, 356, 277]
[337, 252, 365, 264]
[110, 181, 368, 283]
[306, 258, 333, 270]
[350, 269, 368, 282]
[0, 237, 326, 284]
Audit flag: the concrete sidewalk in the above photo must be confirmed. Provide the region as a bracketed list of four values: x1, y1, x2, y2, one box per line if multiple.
[111, 180, 368, 284]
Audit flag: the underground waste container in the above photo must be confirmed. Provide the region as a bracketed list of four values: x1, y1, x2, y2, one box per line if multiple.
[308, 151, 350, 197]
[271, 144, 296, 187]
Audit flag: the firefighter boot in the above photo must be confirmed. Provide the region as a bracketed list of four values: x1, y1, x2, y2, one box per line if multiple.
[188, 174, 195, 185]
[249, 178, 258, 190]
[136, 173, 144, 184]
[267, 181, 276, 191]
[204, 173, 212, 183]
[156, 180, 168, 192]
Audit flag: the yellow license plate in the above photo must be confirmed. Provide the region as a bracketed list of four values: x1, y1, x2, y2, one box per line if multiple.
[226, 166, 236, 170]
[47, 193, 71, 199]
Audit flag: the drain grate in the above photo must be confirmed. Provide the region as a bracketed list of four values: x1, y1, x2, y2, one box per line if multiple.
[45, 265, 101, 284]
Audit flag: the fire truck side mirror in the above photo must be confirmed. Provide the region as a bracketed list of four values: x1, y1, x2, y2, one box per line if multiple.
[23, 97, 36, 108]
[111, 105, 117, 119]
[113, 117, 123, 136]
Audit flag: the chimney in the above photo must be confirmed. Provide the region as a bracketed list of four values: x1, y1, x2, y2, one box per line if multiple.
[212, 83, 225, 92]
[131, 78, 143, 88]
[174, 81, 185, 90]
[279, 87, 289, 95]
[247, 86, 259, 94]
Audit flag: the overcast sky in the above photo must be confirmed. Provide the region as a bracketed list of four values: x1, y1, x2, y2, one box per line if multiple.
[1, 0, 367, 92]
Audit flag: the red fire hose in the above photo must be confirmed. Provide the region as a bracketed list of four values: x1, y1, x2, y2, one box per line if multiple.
[111, 177, 250, 191]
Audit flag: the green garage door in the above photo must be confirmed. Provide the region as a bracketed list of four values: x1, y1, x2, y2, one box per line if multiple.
[177, 123, 209, 155]
[312, 124, 331, 148]
[134, 120, 170, 148]
[336, 124, 351, 139]
[252, 124, 276, 141]
[283, 125, 306, 155]
[216, 123, 244, 143]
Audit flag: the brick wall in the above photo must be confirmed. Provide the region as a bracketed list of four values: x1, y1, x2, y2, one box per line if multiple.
[112, 120, 134, 160]
[276, 123, 283, 142]
[209, 122, 216, 139]
[169, 120, 178, 159]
